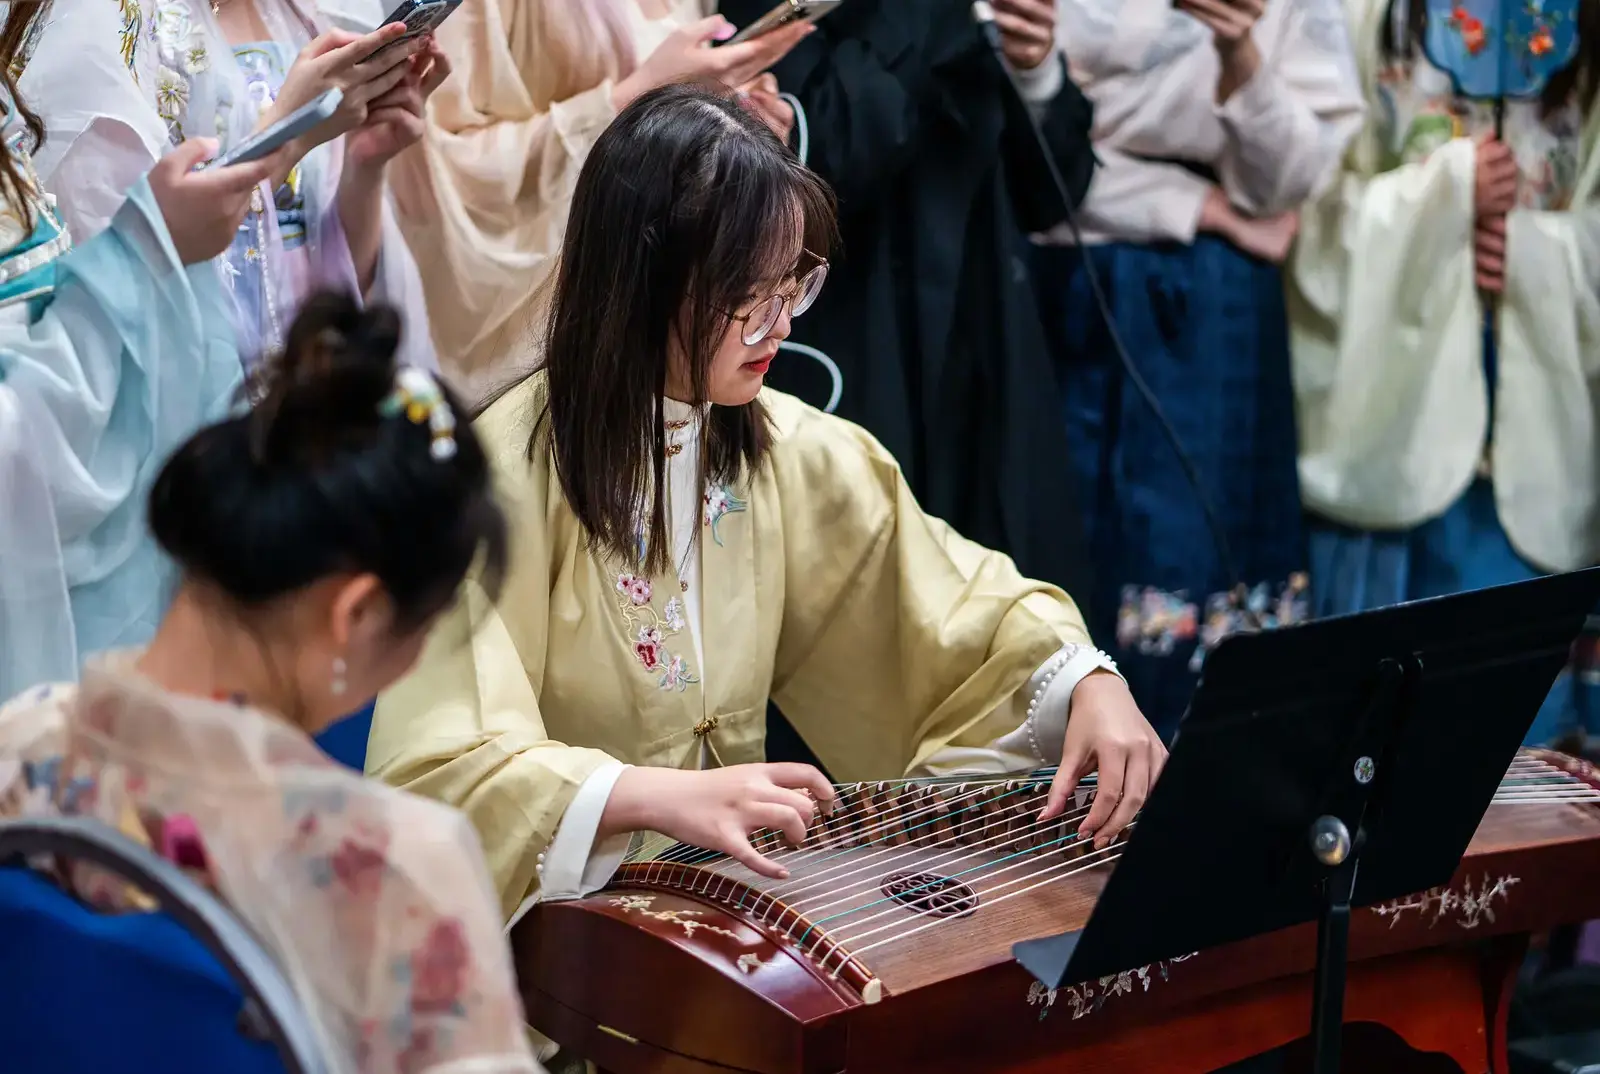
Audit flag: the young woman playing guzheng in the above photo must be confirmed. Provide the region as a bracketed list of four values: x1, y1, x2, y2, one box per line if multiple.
[370, 86, 1167, 938]
[1289, 0, 1600, 744]
[0, 294, 543, 1073]
[0, 3, 285, 699]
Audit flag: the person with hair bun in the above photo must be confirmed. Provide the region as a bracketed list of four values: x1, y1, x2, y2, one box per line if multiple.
[371, 87, 1164, 1024]
[0, 293, 542, 1074]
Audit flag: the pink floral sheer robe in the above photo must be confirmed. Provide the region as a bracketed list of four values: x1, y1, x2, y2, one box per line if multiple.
[0, 653, 541, 1074]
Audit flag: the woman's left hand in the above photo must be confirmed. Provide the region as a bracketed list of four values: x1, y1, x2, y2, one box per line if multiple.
[1039, 671, 1168, 850]
[1476, 213, 1507, 293]
[345, 37, 452, 173]
[736, 75, 795, 145]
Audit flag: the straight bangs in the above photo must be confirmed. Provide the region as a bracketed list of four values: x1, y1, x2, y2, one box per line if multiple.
[677, 133, 838, 409]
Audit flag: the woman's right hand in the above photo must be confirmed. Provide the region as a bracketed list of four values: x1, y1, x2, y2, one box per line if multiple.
[261, 24, 425, 167]
[1475, 135, 1519, 217]
[602, 763, 836, 879]
[148, 138, 291, 265]
[1198, 186, 1299, 264]
[613, 16, 816, 114]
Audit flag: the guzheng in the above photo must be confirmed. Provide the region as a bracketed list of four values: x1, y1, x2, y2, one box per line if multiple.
[513, 750, 1600, 1074]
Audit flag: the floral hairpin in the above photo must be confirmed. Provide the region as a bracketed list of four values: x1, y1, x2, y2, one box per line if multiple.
[379, 366, 458, 460]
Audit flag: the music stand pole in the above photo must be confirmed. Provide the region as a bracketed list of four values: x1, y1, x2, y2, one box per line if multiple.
[1308, 820, 1359, 1074]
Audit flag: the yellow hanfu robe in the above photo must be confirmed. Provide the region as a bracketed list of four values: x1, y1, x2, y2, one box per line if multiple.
[369, 374, 1095, 918]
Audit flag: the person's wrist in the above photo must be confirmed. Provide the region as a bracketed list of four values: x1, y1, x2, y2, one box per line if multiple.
[340, 150, 388, 190]
[1214, 34, 1260, 102]
[600, 766, 679, 839]
[1068, 667, 1130, 710]
[1010, 43, 1053, 72]
[1197, 187, 1233, 237]
[267, 136, 308, 190]
[612, 73, 644, 115]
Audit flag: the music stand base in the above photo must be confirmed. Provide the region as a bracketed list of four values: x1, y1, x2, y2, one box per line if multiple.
[1310, 858, 1359, 1074]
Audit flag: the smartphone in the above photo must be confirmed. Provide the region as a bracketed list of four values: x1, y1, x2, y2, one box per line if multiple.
[214, 89, 343, 168]
[725, 0, 843, 45]
[375, 0, 462, 47]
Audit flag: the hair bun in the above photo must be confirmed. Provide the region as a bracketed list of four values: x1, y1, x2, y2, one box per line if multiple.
[250, 292, 403, 467]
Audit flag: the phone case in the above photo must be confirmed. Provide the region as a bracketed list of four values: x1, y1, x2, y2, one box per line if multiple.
[382, 0, 462, 41]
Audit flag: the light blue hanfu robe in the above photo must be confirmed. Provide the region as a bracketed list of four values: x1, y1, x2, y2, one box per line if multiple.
[0, 88, 241, 699]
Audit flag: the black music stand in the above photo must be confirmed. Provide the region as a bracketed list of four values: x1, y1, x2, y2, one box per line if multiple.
[1012, 569, 1600, 1074]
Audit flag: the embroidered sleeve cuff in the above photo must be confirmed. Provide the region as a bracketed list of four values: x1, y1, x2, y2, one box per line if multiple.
[528, 761, 631, 906]
[1023, 645, 1124, 763]
[927, 645, 1124, 775]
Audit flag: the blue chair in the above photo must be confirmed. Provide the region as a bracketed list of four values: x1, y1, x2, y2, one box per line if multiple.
[314, 699, 375, 771]
[0, 816, 326, 1074]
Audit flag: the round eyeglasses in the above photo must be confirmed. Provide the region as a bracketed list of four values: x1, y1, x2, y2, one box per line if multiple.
[734, 258, 829, 347]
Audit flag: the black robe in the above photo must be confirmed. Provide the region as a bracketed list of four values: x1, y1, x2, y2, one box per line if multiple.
[724, 0, 1095, 594]
[720, 0, 1099, 767]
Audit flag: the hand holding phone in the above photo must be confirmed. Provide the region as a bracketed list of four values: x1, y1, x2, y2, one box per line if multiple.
[256, 22, 423, 167]
[215, 89, 343, 168]
[988, 0, 1057, 71]
[612, 13, 816, 113]
[152, 139, 286, 265]
[725, 0, 843, 45]
[371, 0, 463, 54]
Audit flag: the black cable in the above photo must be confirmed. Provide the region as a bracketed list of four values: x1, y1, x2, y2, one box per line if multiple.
[971, 1, 1253, 606]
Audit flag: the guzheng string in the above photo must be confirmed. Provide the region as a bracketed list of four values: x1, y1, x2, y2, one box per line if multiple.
[1495, 755, 1600, 802]
[799, 819, 1113, 931]
[612, 755, 1600, 984]
[763, 802, 1101, 910]
[631, 756, 1600, 873]
[836, 840, 1134, 968]
[759, 785, 1077, 885]
[834, 757, 1600, 962]
[650, 779, 1037, 868]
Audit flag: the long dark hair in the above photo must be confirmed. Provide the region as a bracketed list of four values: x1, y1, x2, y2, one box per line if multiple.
[536, 82, 836, 577]
[1380, 0, 1600, 115]
[151, 293, 508, 635]
[1, 2, 46, 225]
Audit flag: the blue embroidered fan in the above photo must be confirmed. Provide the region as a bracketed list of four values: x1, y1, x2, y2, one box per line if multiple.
[1422, 0, 1581, 410]
[1423, 0, 1580, 120]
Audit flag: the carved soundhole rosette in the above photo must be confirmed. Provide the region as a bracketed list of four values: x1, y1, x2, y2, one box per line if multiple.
[880, 871, 980, 918]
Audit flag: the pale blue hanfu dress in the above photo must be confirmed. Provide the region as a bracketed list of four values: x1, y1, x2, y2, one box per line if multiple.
[0, 85, 241, 698]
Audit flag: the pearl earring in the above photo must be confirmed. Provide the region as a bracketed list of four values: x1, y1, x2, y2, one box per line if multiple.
[331, 657, 347, 697]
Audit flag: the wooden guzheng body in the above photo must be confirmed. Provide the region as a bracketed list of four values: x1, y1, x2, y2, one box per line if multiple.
[513, 751, 1600, 1074]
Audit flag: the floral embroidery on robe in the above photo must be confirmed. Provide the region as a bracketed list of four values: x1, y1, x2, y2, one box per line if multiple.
[616, 572, 699, 691]
[1116, 573, 1312, 670]
[703, 484, 746, 546]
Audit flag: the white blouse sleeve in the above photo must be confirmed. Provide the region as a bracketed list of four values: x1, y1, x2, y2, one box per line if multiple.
[509, 761, 632, 925]
[911, 642, 1122, 777]
[1212, 0, 1365, 215]
[1078, 144, 1214, 244]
